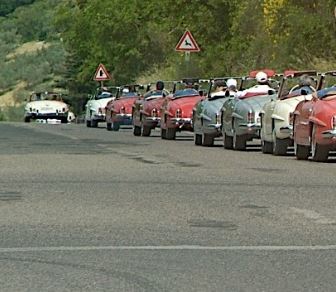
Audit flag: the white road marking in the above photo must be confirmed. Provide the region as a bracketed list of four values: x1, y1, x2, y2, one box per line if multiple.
[0, 245, 336, 253]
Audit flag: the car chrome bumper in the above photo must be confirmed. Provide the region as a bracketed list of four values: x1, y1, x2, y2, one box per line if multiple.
[171, 118, 192, 128]
[115, 114, 132, 125]
[92, 114, 106, 122]
[26, 113, 67, 119]
[208, 123, 221, 129]
[239, 123, 260, 130]
[146, 117, 160, 122]
[321, 129, 336, 138]
[279, 125, 293, 134]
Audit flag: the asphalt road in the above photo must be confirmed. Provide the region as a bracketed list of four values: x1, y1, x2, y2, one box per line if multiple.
[1, 122, 336, 291]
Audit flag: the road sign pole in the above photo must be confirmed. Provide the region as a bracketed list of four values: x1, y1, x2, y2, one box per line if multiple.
[185, 52, 191, 76]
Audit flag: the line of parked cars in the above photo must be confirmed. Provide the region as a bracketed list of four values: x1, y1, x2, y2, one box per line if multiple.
[69, 70, 336, 162]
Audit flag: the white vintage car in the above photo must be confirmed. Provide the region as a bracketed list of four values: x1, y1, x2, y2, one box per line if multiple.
[260, 71, 317, 155]
[85, 87, 118, 127]
[24, 92, 69, 123]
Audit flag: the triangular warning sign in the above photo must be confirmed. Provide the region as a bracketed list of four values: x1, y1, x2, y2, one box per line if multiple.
[93, 63, 111, 81]
[175, 30, 200, 52]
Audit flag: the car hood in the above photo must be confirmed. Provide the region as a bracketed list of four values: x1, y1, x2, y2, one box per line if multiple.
[240, 94, 275, 110]
[25, 100, 68, 110]
[169, 96, 203, 109]
[202, 97, 229, 114]
[88, 97, 114, 109]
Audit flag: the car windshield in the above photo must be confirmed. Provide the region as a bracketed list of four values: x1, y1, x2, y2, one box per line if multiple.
[120, 92, 138, 98]
[172, 89, 199, 99]
[317, 86, 336, 99]
[30, 92, 62, 101]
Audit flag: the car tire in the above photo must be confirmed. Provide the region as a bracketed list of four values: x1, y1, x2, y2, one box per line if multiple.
[233, 131, 246, 150]
[133, 125, 141, 136]
[294, 142, 309, 160]
[202, 133, 214, 146]
[194, 133, 202, 146]
[261, 139, 273, 154]
[91, 119, 98, 128]
[112, 121, 120, 131]
[142, 126, 151, 137]
[166, 128, 176, 140]
[223, 132, 233, 149]
[86, 119, 91, 127]
[272, 132, 288, 156]
[311, 125, 329, 162]
[106, 122, 112, 131]
[24, 117, 31, 123]
[161, 128, 166, 139]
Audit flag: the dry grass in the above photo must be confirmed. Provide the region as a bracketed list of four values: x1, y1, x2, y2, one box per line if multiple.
[6, 41, 50, 60]
[0, 82, 27, 107]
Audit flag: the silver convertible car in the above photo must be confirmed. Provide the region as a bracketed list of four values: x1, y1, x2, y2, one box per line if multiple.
[221, 70, 279, 150]
[193, 78, 241, 146]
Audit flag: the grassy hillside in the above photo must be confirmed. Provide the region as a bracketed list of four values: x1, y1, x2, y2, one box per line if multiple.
[0, 0, 67, 121]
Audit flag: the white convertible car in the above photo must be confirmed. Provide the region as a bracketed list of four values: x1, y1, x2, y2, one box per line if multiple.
[85, 87, 118, 127]
[24, 92, 70, 123]
[260, 70, 317, 155]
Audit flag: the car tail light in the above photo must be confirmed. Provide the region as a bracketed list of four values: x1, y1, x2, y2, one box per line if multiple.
[152, 108, 158, 117]
[289, 112, 294, 126]
[216, 113, 221, 124]
[247, 111, 254, 123]
[332, 116, 336, 130]
[176, 108, 182, 118]
[120, 106, 126, 114]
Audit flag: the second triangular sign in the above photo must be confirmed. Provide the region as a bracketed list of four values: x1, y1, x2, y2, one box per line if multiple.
[175, 30, 200, 52]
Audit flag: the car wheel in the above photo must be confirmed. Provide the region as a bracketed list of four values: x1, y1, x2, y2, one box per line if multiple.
[202, 133, 214, 146]
[142, 126, 151, 137]
[24, 117, 31, 123]
[112, 121, 120, 131]
[161, 128, 166, 139]
[223, 132, 233, 149]
[233, 131, 246, 150]
[90, 119, 98, 128]
[272, 131, 288, 156]
[261, 139, 273, 154]
[133, 125, 141, 136]
[106, 122, 112, 131]
[194, 133, 202, 146]
[294, 142, 309, 160]
[166, 128, 176, 140]
[311, 125, 329, 162]
[86, 119, 91, 127]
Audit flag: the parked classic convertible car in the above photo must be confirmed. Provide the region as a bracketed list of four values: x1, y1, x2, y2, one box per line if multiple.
[221, 70, 278, 150]
[293, 72, 336, 162]
[132, 81, 170, 137]
[260, 70, 317, 155]
[24, 91, 69, 123]
[160, 79, 207, 140]
[105, 85, 142, 131]
[85, 86, 118, 127]
[193, 78, 241, 146]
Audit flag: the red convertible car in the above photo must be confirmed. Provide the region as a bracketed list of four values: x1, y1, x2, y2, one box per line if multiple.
[293, 82, 336, 162]
[160, 80, 206, 140]
[132, 82, 170, 136]
[105, 85, 141, 131]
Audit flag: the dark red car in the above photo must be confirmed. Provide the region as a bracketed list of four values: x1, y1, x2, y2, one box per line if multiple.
[132, 92, 169, 137]
[160, 80, 206, 140]
[105, 86, 141, 131]
[293, 76, 336, 162]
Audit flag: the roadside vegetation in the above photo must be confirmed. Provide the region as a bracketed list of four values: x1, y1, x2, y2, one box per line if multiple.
[1, 0, 336, 120]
